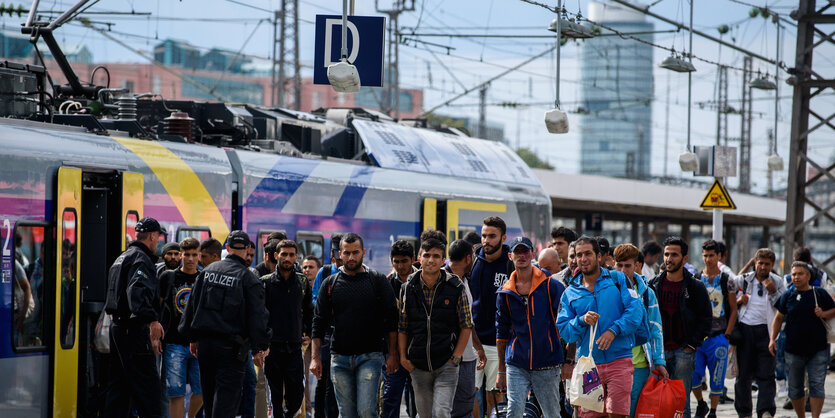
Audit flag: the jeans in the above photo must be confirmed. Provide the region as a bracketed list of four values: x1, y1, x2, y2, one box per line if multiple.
[197, 338, 247, 418]
[330, 352, 384, 418]
[165, 343, 203, 397]
[506, 365, 561, 418]
[785, 348, 829, 400]
[105, 321, 164, 418]
[239, 351, 256, 418]
[665, 348, 696, 418]
[451, 360, 477, 418]
[734, 323, 776, 418]
[264, 348, 305, 418]
[382, 363, 415, 418]
[775, 330, 787, 381]
[315, 333, 339, 418]
[410, 361, 460, 418]
[630, 366, 651, 418]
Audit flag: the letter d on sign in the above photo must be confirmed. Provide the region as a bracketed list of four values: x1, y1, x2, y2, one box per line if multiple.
[324, 18, 360, 66]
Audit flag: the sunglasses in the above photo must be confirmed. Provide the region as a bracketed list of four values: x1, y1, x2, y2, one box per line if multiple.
[757, 282, 764, 297]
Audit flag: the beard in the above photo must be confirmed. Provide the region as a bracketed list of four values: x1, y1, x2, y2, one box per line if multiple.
[165, 259, 179, 269]
[343, 259, 363, 273]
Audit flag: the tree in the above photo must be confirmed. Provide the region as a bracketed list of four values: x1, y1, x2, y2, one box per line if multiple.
[515, 147, 553, 169]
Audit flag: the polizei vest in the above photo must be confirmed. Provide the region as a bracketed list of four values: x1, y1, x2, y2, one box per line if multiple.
[403, 270, 464, 371]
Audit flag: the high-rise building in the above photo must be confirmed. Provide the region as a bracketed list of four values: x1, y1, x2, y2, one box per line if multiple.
[579, 1, 653, 178]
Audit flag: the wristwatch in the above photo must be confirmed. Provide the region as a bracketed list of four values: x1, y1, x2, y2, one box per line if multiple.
[451, 356, 462, 366]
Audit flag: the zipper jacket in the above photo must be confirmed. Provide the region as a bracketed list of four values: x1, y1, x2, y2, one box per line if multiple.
[630, 272, 666, 367]
[556, 267, 644, 364]
[470, 245, 512, 346]
[496, 266, 565, 370]
[648, 268, 713, 350]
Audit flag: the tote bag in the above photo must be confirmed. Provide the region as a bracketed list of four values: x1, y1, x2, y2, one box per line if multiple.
[634, 370, 686, 418]
[568, 323, 605, 413]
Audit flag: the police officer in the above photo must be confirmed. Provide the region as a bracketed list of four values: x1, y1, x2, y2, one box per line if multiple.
[103, 217, 165, 418]
[178, 230, 272, 418]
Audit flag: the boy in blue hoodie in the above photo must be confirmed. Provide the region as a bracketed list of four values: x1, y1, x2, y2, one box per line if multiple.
[557, 237, 643, 418]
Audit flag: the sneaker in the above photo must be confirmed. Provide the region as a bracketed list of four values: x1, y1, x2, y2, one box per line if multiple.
[719, 392, 734, 404]
[762, 413, 773, 418]
[783, 399, 793, 410]
[777, 380, 788, 398]
[707, 412, 717, 418]
[695, 400, 709, 418]
[752, 382, 758, 392]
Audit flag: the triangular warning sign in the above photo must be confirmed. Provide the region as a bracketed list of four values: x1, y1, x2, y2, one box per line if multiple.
[700, 179, 736, 210]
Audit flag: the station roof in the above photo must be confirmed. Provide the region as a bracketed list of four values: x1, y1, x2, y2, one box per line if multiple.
[533, 169, 786, 227]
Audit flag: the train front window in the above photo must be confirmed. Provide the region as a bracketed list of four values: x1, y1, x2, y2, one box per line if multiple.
[60, 209, 77, 349]
[11, 223, 49, 351]
[177, 227, 211, 242]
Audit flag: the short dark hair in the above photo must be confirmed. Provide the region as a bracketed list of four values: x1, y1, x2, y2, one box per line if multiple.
[304, 255, 322, 267]
[574, 236, 600, 254]
[662, 236, 688, 256]
[199, 238, 222, 257]
[790, 261, 813, 276]
[482, 216, 507, 236]
[390, 240, 415, 259]
[641, 240, 662, 257]
[793, 246, 812, 263]
[277, 239, 297, 252]
[420, 238, 445, 253]
[330, 234, 343, 256]
[755, 248, 776, 263]
[268, 231, 287, 241]
[701, 239, 719, 253]
[636, 252, 644, 264]
[448, 239, 474, 262]
[595, 236, 612, 255]
[180, 237, 200, 251]
[716, 241, 727, 257]
[551, 226, 577, 243]
[462, 231, 481, 246]
[341, 233, 363, 249]
[421, 229, 447, 244]
[247, 241, 256, 249]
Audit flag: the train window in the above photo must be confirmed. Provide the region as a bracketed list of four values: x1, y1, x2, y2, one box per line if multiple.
[296, 232, 324, 261]
[12, 222, 49, 351]
[60, 209, 77, 349]
[256, 230, 286, 264]
[125, 211, 138, 243]
[177, 226, 211, 242]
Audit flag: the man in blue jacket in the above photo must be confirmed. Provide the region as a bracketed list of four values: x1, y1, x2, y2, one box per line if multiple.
[496, 236, 565, 418]
[557, 236, 643, 418]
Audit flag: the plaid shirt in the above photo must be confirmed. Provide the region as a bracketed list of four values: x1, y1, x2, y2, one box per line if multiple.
[398, 270, 473, 333]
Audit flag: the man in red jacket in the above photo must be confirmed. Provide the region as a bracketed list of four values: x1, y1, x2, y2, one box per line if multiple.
[496, 236, 566, 417]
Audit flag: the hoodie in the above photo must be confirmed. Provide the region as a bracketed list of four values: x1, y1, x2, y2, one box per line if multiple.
[470, 245, 512, 346]
[629, 272, 665, 367]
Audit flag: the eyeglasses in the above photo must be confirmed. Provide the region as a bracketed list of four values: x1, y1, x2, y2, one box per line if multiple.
[757, 282, 764, 297]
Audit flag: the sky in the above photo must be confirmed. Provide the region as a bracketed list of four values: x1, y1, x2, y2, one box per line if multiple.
[4, 0, 834, 195]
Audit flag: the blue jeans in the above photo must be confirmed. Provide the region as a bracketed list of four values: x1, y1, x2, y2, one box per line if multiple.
[775, 330, 787, 381]
[238, 351, 256, 418]
[506, 365, 561, 418]
[665, 348, 696, 418]
[164, 343, 203, 397]
[785, 347, 830, 400]
[382, 363, 415, 418]
[330, 352, 383, 418]
[630, 366, 651, 417]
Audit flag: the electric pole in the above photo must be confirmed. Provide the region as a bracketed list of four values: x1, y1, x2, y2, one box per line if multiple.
[739, 56, 753, 193]
[275, 0, 300, 109]
[716, 65, 728, 146]
[479, 84, 488, 139]
[376, 0, 414, 119]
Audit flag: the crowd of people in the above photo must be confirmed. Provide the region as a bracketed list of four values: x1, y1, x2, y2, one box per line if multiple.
[102, 215, 835, 418]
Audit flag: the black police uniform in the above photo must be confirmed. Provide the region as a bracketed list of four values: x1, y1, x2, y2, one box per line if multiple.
[262, 268, 313, 418]
[178, 234, 271, 418]
[103, 219, 164, 418]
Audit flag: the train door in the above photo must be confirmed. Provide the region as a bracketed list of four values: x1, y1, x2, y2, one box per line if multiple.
[52, 167, 143, 417]
[421, 198, 507, 245]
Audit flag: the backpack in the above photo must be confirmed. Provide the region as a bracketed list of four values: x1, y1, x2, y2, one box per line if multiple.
[611, 271, 650, 346]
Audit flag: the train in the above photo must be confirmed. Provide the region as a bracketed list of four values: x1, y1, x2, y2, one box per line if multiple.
[0, 50, 551, 417]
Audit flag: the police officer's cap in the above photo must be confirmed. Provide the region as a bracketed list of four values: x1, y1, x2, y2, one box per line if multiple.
[227, 230, 251, 250]
[135, 217, 163, 233]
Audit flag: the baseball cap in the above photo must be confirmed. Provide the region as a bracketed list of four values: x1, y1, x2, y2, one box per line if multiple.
[135, 217, 163, 233]
[508, 236, 534, 252]
[227, 230, 251, 249]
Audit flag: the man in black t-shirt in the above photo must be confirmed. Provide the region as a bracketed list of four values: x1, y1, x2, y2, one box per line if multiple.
[160, 237, 203, 418]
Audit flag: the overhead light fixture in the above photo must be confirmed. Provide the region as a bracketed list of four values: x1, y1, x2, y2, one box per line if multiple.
[749, 74, 777, 90]
[679, 150, 699, 172]
[767, 154, 784, 171]
[659, 53, 696, 73]
[328, 0, 361, 93]
[545, 108, 569, 133]
[548, 17, 595, 39]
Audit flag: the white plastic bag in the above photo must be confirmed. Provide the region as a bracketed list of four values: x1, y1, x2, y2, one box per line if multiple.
[569, 323, 605, 413]
[94, 310, 112, 353]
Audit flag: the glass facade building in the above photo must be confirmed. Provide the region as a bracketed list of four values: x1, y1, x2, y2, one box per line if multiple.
[579, 2, 654, 178]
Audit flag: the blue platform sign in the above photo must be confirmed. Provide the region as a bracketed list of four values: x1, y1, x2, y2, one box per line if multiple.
[313, 15, 385, 87]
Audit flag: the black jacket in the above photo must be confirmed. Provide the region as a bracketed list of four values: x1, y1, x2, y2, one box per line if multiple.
[402, 269, 464, 371]
[262, 269, 313, 351]
[649, 268, 712, 349]
[105, 241, 159, 324]
[178, 254, 272, 351]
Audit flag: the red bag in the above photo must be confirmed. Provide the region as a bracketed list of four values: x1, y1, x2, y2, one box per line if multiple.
[634, 371, 686, 418]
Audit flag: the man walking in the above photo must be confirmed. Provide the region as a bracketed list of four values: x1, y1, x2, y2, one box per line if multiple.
[104, 217, 166, 418]
[648, 237, 712, 418]
[557, 236, 643, 418]
[399, 238, 473, 417]
[262, 239, 313, 417]
[310, 233, 398, 418]
[382, 240, 417, 418]
[549, 227, 577, 270]
[178, 230, 272, 418]
[497, 237, 565, 417]
[734, 248, 785, 418]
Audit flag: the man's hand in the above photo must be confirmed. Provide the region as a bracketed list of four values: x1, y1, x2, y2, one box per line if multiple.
[310, 357, 322, 379]
[253, 350, 268, 368]
[400, 358, 416, 372]
[584, 311, 600, 325]
[654, 364, 669, 380]
[561, 363, 574, 380]
[683, 346, 696, 353]
[386, 353, 399, 374]
[815, 306, 824, 318]
[476, 348, 487, 371]
[768, 339, 777, 356]
[738, 294, 749, 306]
[302, 336, 311, 345]
[763, 278, 776, 294]
[190, 342, 199, 358]
[149, 321, 164, 355]
[595, 330, 616, 350]
[495, 372, 507, 392]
